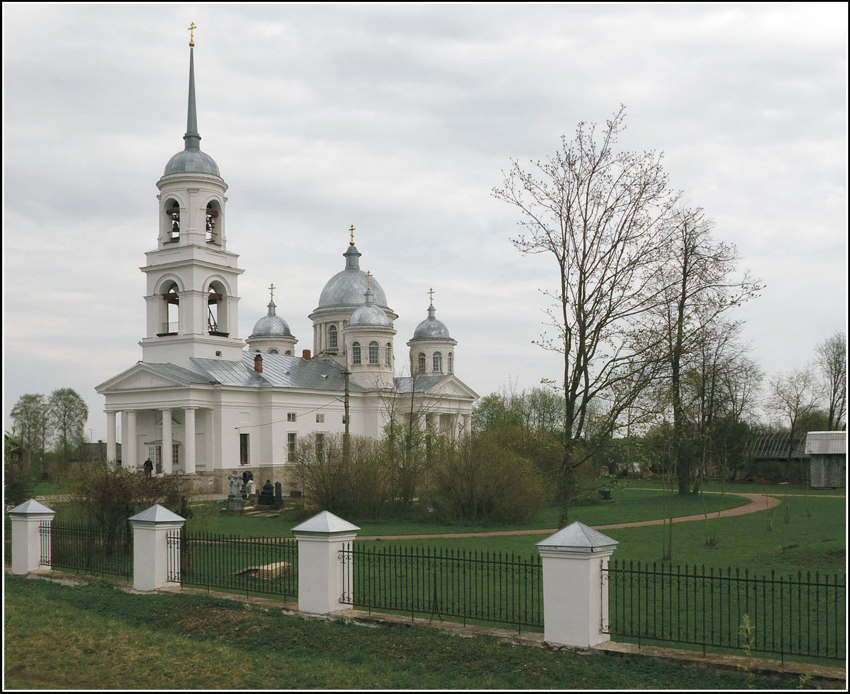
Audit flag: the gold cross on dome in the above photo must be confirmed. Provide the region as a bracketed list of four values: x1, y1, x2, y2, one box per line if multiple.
[428, 288, 435, 306]
[366, 271, 372, 290]
[349, 224, 356, 245]
[269, 283, 275, 302]
[188, 22, 197, 47]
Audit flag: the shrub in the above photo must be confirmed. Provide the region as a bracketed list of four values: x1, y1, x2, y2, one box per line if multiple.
[291, 433, 392, 519]
[430, 432, 546, 523]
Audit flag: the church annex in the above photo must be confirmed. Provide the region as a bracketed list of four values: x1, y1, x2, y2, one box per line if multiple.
[96, 36, 477, 492]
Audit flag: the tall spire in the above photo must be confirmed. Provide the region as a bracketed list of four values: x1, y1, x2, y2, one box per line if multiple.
[183, 26, 201, 152]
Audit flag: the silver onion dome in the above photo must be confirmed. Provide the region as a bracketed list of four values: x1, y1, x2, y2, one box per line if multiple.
[164, 149, 221, 177]
[350, 288, 392, 328]
[250, 301, 293, 337]
[413, 305, 452, 340]
[317, 244, 390, 310]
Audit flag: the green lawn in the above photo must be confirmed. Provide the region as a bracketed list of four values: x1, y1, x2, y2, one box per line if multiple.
[361, 493, 846, 576]
[3, 576, 801, 690]
[186, 483, 751, 537]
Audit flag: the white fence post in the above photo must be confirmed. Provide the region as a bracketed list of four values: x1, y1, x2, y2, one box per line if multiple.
[536, 521, 618, 648]
[292, 510, 359, 615]
[9, 499, 55, 575]
[128, 504, 185, 592]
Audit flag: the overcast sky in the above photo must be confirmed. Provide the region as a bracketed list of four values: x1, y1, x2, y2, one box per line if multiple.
[3, 3, 847, 442]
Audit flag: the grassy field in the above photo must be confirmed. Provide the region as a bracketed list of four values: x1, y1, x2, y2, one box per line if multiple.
[185, 482, 752, 537]
[370, 492, 847, 576]
[4, 575, 804, 690]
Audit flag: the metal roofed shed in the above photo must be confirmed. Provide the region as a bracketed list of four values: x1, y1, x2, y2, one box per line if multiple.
[805, 431, 846, 488]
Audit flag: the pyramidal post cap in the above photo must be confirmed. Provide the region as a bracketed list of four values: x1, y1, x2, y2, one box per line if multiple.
[128, 504, 186, 524]
[9, 499, 55, 515]
[292, 510, 360, 534]
[536, 521, 618, 553]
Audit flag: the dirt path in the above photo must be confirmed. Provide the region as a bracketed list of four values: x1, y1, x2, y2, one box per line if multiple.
[359, 491, 784, 541]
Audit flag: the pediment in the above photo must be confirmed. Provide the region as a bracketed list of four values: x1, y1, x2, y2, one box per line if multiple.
[423, 376, 479, 401]
[96, 363, 204, 394]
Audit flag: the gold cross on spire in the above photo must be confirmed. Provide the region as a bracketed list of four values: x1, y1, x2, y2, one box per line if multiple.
[269, 283, 275, 302]
[349, 224, 356, 246]
[428, 288, 435, 306]
[188, 22, 196, 47]
[366, 271, 372, 291]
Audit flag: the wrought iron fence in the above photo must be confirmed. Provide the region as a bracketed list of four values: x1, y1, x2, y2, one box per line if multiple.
[170, 530, 298, 599]
[44, 521, 133, 580]
[339, 543, 543, 632]
[605, 560, 846, 663]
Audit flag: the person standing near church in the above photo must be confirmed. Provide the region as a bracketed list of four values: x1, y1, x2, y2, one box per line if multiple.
[144, 458, 153, 478]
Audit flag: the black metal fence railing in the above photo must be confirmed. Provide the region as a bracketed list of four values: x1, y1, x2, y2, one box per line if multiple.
[605, 560, 846, 663]
[339, 543, 543, 632]
[44, 521, 133, 580]
[171, 530, 298, 600]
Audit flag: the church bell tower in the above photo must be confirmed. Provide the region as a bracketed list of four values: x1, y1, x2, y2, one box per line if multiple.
[140, 25, 244, 368]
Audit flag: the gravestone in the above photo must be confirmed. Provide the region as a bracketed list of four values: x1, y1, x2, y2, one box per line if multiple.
[258, 479, 275, 506]
[227, 471, 244, 511]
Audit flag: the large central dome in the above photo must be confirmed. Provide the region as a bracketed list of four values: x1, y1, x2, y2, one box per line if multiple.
[317, 244, 391, 310]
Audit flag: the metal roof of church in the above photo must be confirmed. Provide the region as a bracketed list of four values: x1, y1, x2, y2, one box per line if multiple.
[394, 374, 454, 394]
[191, 353, 364, 391]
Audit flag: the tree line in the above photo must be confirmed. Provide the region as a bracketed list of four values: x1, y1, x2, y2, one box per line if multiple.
[493, 105, 846, 524]
[7, 388, 89, 480]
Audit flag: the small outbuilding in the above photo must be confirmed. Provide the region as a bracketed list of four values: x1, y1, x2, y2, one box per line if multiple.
[805, 431, 846, 488]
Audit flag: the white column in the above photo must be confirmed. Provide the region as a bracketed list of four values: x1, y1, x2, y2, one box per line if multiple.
[161, 408, 173, 474]
[106, 411, 117, 463]
[9, 499, 55, 575]
[129, 505, 185, 591]
[292, 511, 360, 615]
[184, 407, 196, 475]
[536, 521, 618, 648]
[125, 410, 138, 470]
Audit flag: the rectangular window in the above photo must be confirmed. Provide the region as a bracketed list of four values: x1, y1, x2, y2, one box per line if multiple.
[315, 432, 325, 462]
[287, 412, 297, 422]
[287, 432, 297, 460]
[316, 413, 325, 423]
[240, 433, 249, 464]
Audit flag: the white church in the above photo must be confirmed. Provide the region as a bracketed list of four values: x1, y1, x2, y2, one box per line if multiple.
[96, 39, 478, 492]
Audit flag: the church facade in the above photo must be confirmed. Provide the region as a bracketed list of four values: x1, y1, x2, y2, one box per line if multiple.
[95, 40, 477, 492]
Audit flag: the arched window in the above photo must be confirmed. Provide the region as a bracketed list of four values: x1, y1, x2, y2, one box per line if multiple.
[352, 342, 361, 365]
[269, 348, 279, 355]
[164, 200, 181, 243]
[205, 201, 221, 244]
[385, 343, 392, 366]
[369, 341, 379, 364]
[433, 351, 443, 373]
[328, 325, 338, 349]
[159, 281, 180, 335]
[207, 284, 228, 336]
[448, 352, 454, 374]
[418, 353, 426, 374]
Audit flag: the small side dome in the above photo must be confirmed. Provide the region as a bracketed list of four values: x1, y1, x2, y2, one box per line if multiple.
[350, 292, 392, 328]
[413, 304, 451, 340]
[250, 300, 293, 337]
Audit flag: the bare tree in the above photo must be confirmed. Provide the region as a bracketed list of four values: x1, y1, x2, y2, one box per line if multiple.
[815, 331, 846, 431]
[651, 208, 762, 494]
[767, 368, 820, 463]
[493, 106, 679, 524]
